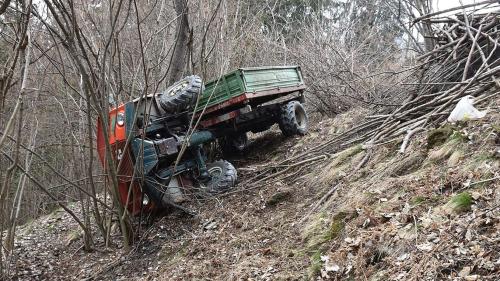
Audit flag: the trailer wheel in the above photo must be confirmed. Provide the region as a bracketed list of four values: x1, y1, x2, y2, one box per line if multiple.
[278, 101, 308, 137]
[199, 160, 237, 194]
[220, 133, 248, 155]
[159, 75, 203, 114]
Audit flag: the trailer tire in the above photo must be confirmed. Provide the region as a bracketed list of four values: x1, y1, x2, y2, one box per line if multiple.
[159, 75, 203, 114]
[220, 133, 248, 155]
[278, 101, 308, 137]
[200, 160, 237, 194]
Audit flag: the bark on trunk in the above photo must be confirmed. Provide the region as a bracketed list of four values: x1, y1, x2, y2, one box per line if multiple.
[168, 0, 190, 85]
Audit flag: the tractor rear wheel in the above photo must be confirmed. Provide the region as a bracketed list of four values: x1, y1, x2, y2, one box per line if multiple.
[158, 75, 203, 114]
[199, 160, 237, 194]
[278, 101, 308, 136]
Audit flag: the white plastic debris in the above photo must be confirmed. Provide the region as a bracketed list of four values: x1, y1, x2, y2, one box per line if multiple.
[448, 96, 487, 122]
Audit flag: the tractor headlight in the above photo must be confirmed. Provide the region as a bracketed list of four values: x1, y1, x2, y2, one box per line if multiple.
[117, 112, 125, 127]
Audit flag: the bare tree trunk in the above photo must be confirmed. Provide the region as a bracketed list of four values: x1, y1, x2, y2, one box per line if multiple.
[0, 4, 31, 272]
[5, 119, 37, 255]
[168, 0, 190, 85]
[405, 0, 435, 52]
[0, 93, 22, 277]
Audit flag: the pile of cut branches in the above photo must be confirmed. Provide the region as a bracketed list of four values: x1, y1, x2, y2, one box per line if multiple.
[366, 7, 500, 147]
[240, 5, 500, 189]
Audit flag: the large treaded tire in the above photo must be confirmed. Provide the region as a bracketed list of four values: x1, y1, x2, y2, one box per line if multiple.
[278, 101, 308, 137]
[159, 75, 203, 114]
[201, 160, 237, 194]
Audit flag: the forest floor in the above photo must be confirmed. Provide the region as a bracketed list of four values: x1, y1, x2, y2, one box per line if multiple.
[8, 98, 500, 281]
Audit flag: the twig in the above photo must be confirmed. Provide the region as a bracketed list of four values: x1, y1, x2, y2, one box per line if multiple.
[469, 176, 499, 186]
[399, 127, 425, 153]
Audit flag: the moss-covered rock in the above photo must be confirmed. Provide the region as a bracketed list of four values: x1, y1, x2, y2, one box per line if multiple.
[266, 189, 292, 206]
[327, 212, 349, 240]
[302, 210, 355, 279]
[427, 131, 466, 163]
[303, 214, 330, 251]
[304, 211, 354, 250]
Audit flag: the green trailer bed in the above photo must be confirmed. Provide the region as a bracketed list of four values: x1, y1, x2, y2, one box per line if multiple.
[196, 66, 305, 114]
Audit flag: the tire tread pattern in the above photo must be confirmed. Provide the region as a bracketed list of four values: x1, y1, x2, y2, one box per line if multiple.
[278, 101, 307, 136]
[159, 75, 203, 114]
[205, 160, 237, 194]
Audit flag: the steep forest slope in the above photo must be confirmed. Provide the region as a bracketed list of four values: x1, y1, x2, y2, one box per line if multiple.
[2, 1, 500, 280]
[11, 98, 499, 280]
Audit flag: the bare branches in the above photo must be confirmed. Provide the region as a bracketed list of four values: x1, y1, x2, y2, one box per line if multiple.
[0, 0, 11, 16]
[412, 0, 499, 24]
[240, 8, 500, 193]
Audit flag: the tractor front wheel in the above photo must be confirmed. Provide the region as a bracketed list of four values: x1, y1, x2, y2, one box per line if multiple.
[199, 160, 237, 194]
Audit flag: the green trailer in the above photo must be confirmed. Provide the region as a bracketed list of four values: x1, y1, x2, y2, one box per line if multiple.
[196, 66, 305, 114]
[194, 66, 308, 153]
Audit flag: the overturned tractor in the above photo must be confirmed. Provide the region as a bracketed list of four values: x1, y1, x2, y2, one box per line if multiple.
[97, 66, 308, 214]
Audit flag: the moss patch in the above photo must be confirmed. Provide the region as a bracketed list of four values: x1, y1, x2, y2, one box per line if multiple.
[427, 134, 465, 163]
[447, 149, 464, 166]
[327, 212, 349, 240]
[65, 229, 82, 247]
[444, 192, 473, 214]
[302, 213, 329, 251]
[308, 251, 323, 279]
[303, 211, 353, 279]
[388, 153, 426, 176]
[333, 145, 364, 166]
[304, 211, 352, 252]
[410, 196, 426, 207]
[427, 125, 454, 149]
